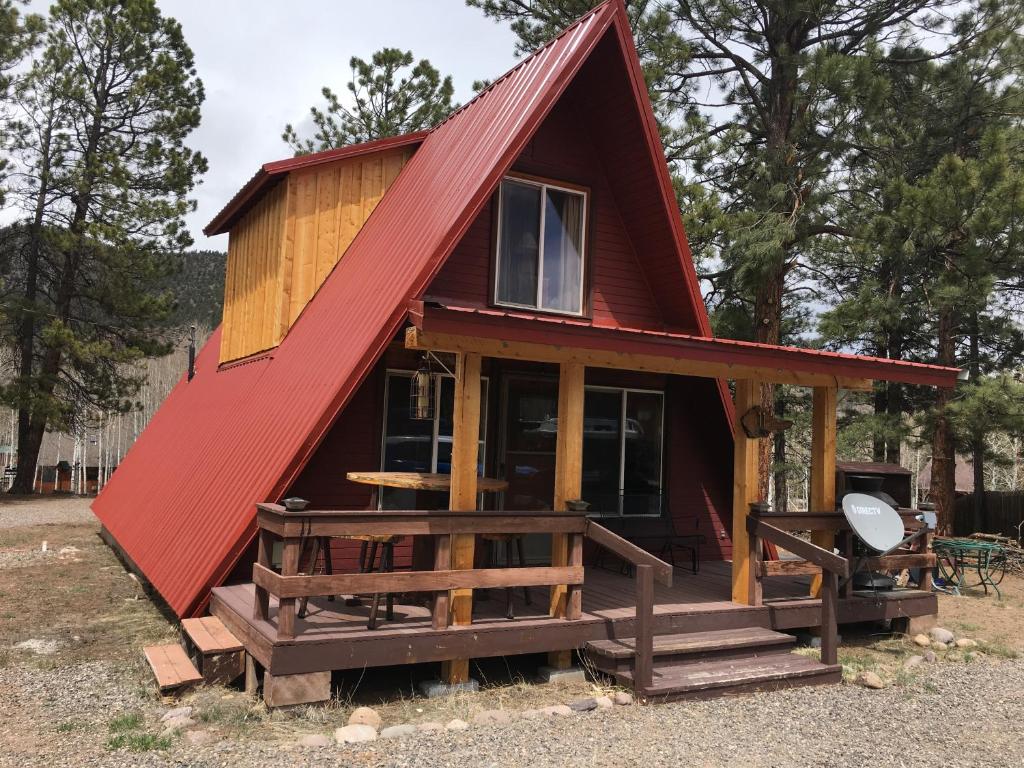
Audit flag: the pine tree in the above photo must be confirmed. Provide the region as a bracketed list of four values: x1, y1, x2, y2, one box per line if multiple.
[283, 48, 455, 154]
[1, 0, 206, 494]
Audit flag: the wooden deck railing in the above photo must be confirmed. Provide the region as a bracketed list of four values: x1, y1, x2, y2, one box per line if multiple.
[252, 505, 674, 688]
[746, 503, 936, 666]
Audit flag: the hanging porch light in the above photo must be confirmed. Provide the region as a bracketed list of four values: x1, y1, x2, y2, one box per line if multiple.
[409, 354, 435, 420]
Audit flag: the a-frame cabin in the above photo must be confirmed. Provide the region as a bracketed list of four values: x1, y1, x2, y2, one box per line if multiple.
[94, 0, 957, 705]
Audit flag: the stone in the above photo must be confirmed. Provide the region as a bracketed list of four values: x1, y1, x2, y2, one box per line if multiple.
[594, 696, 613, 709]
[298, 734, 332, 748]
[903, 655, 924, 670]
[334, 724, 377, 744]
[185, 730, 214, 746]
[537, 665, 586, 684]
[955, 638, 978, 649]
[924, 650, 938, 663]
[348, 706, 382, 730]
[568, 698, 598, 712]
[416, 721, 445, 732]
[855, 671, 885, 690]
[161, 706, 193, 722]
[612, 691, 634, 706]
[161, 715, 194, 733]
[541, 704, 573, 717]
[931, 641, 949, 651]
[472, 709, 513, 726]
[417, 679, 480, 698]
[930, 627, 955, 644]
[445, 718, 470, 731]
[520, 709, 543, 719]
[913, 634, 931, 648]
[379, 724, 417, 739]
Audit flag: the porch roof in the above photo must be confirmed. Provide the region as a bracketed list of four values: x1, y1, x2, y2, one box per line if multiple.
[407, 302, 961, 390]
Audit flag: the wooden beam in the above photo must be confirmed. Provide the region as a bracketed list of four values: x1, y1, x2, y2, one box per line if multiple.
[253, 562, 585, 598]
[757, 559, 823, 578]
[442, 352, 481, 685]
[406, 327, 873, 391]
[584, 520, 673, 586]
[549, 362, 585, 670]
[809, 386, 837, 597]
[746, 519, 849, 578]
[731, 379, 761, 604]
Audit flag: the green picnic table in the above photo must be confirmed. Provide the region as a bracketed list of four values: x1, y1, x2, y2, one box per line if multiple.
[932, 537, 1007, 599]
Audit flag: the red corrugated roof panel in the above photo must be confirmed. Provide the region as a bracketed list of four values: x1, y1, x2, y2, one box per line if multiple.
[93, 0, 632, 617]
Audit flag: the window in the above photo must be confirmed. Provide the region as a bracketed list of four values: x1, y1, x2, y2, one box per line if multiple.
[494, 177, 587, 315]
[581, 387, 664, 517]
[380, 371, 488, 509]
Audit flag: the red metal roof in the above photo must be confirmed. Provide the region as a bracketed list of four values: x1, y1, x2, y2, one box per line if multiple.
[203, 131, 428, 236]
[93, 0, 635, 617]
[411, 303, 962, 388]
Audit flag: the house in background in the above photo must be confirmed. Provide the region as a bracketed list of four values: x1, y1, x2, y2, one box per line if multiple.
[93, 0, 957, 706]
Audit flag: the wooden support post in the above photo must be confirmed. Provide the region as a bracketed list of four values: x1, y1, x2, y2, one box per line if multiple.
[820, 571, 839, 666]
[441, 353, 481, 685]
[253, 528, 274, 621]
[747, 505, 764, 607]
[277, 536, 300, 640]
[809, 386, 837, 597]
[244, 653, 259, 696]
[548, 362, 585, 669]
[634, 564, 654, 693]
[566, 533, 583, 620]
[731, 379, 760, 604]
[432, 534, 452, 630]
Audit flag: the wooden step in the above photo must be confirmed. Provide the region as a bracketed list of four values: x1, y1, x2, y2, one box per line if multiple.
[182, 616, 243, 654]
[618, 653, 842, 701]
[585, 627, 795, 674]
[143, 644, 203, 693]
[181, 616, 245, 686]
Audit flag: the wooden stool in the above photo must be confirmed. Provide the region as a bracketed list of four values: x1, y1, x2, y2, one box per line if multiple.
[481, 534, 531, 620]
[351, 535, 396, 629]
[297, 536, 334, 620]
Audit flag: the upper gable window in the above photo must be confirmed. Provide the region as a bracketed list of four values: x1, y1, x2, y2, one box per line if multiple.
[494, 177, 587, 315]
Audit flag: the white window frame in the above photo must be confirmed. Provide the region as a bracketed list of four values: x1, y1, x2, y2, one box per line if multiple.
[379, 369, 489, 508]
[583, 385, 665, 518]
[492, 176, 588, 317]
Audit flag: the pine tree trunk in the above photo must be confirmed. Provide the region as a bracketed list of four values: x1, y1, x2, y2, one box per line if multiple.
[969, 314, 985, 533]
[754, 272, 784, 502]
[931, 307, 957, 535]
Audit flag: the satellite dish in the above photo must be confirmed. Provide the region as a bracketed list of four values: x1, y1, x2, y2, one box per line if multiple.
[841, 493, 905, 552]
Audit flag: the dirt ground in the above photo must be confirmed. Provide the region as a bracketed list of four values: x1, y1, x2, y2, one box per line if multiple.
[1, 495, 1022, 767]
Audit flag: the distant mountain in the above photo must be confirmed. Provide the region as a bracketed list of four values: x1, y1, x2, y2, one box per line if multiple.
[163, 249, 226, 329]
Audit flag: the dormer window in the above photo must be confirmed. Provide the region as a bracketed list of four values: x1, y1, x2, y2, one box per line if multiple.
[494, 176, 587, 315]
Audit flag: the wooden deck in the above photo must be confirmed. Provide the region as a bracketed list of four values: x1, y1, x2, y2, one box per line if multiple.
[211, 561, 936, 677]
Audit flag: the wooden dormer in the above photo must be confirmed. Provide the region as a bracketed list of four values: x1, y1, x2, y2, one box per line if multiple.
[213, 140, 419, 363]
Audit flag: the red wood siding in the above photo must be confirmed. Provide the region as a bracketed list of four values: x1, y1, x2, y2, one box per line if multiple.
[429, 95, 665, 331]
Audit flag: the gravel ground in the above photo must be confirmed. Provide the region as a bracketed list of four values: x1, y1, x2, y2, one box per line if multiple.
[0, 657, 1021, 768]
[0, 495, 94, 529]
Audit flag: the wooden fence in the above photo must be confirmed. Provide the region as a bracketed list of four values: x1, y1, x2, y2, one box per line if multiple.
[955, 492, 1024, 540]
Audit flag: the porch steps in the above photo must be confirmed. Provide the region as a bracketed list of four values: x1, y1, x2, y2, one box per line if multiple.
[143, 644, 203, 693]
[181, 616, 246, 686]
[585, 627, 841, 700]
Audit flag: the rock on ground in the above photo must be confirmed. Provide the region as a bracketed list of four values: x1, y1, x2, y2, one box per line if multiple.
[446, 719, 470, 731]
[298, 734, 332, 748]
[930, 627, 955, 644]
[956, 638, 978, 649]
[613, 691, 634, 705]
[348, 706, 382, 729]
[855, 671, 885, 689]
[335, 723, 377, 744]
[913, 633, 931, 647]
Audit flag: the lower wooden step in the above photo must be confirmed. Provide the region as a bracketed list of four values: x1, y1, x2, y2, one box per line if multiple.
[143, 644, 203, 693]
[181, 616, 245, 685]
[586, 626, 795, 674]
[618, 653, 842, 701]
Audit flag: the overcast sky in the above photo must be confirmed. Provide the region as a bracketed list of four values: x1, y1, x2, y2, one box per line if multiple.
[25, 1, 520, 251]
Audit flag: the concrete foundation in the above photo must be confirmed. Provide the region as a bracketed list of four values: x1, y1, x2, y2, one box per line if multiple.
[417, 678, 480, 698]
[537, 665, 586, 684]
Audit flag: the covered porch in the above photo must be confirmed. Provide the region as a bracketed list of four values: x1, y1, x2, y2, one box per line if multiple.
[212, 301, 955, 706]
